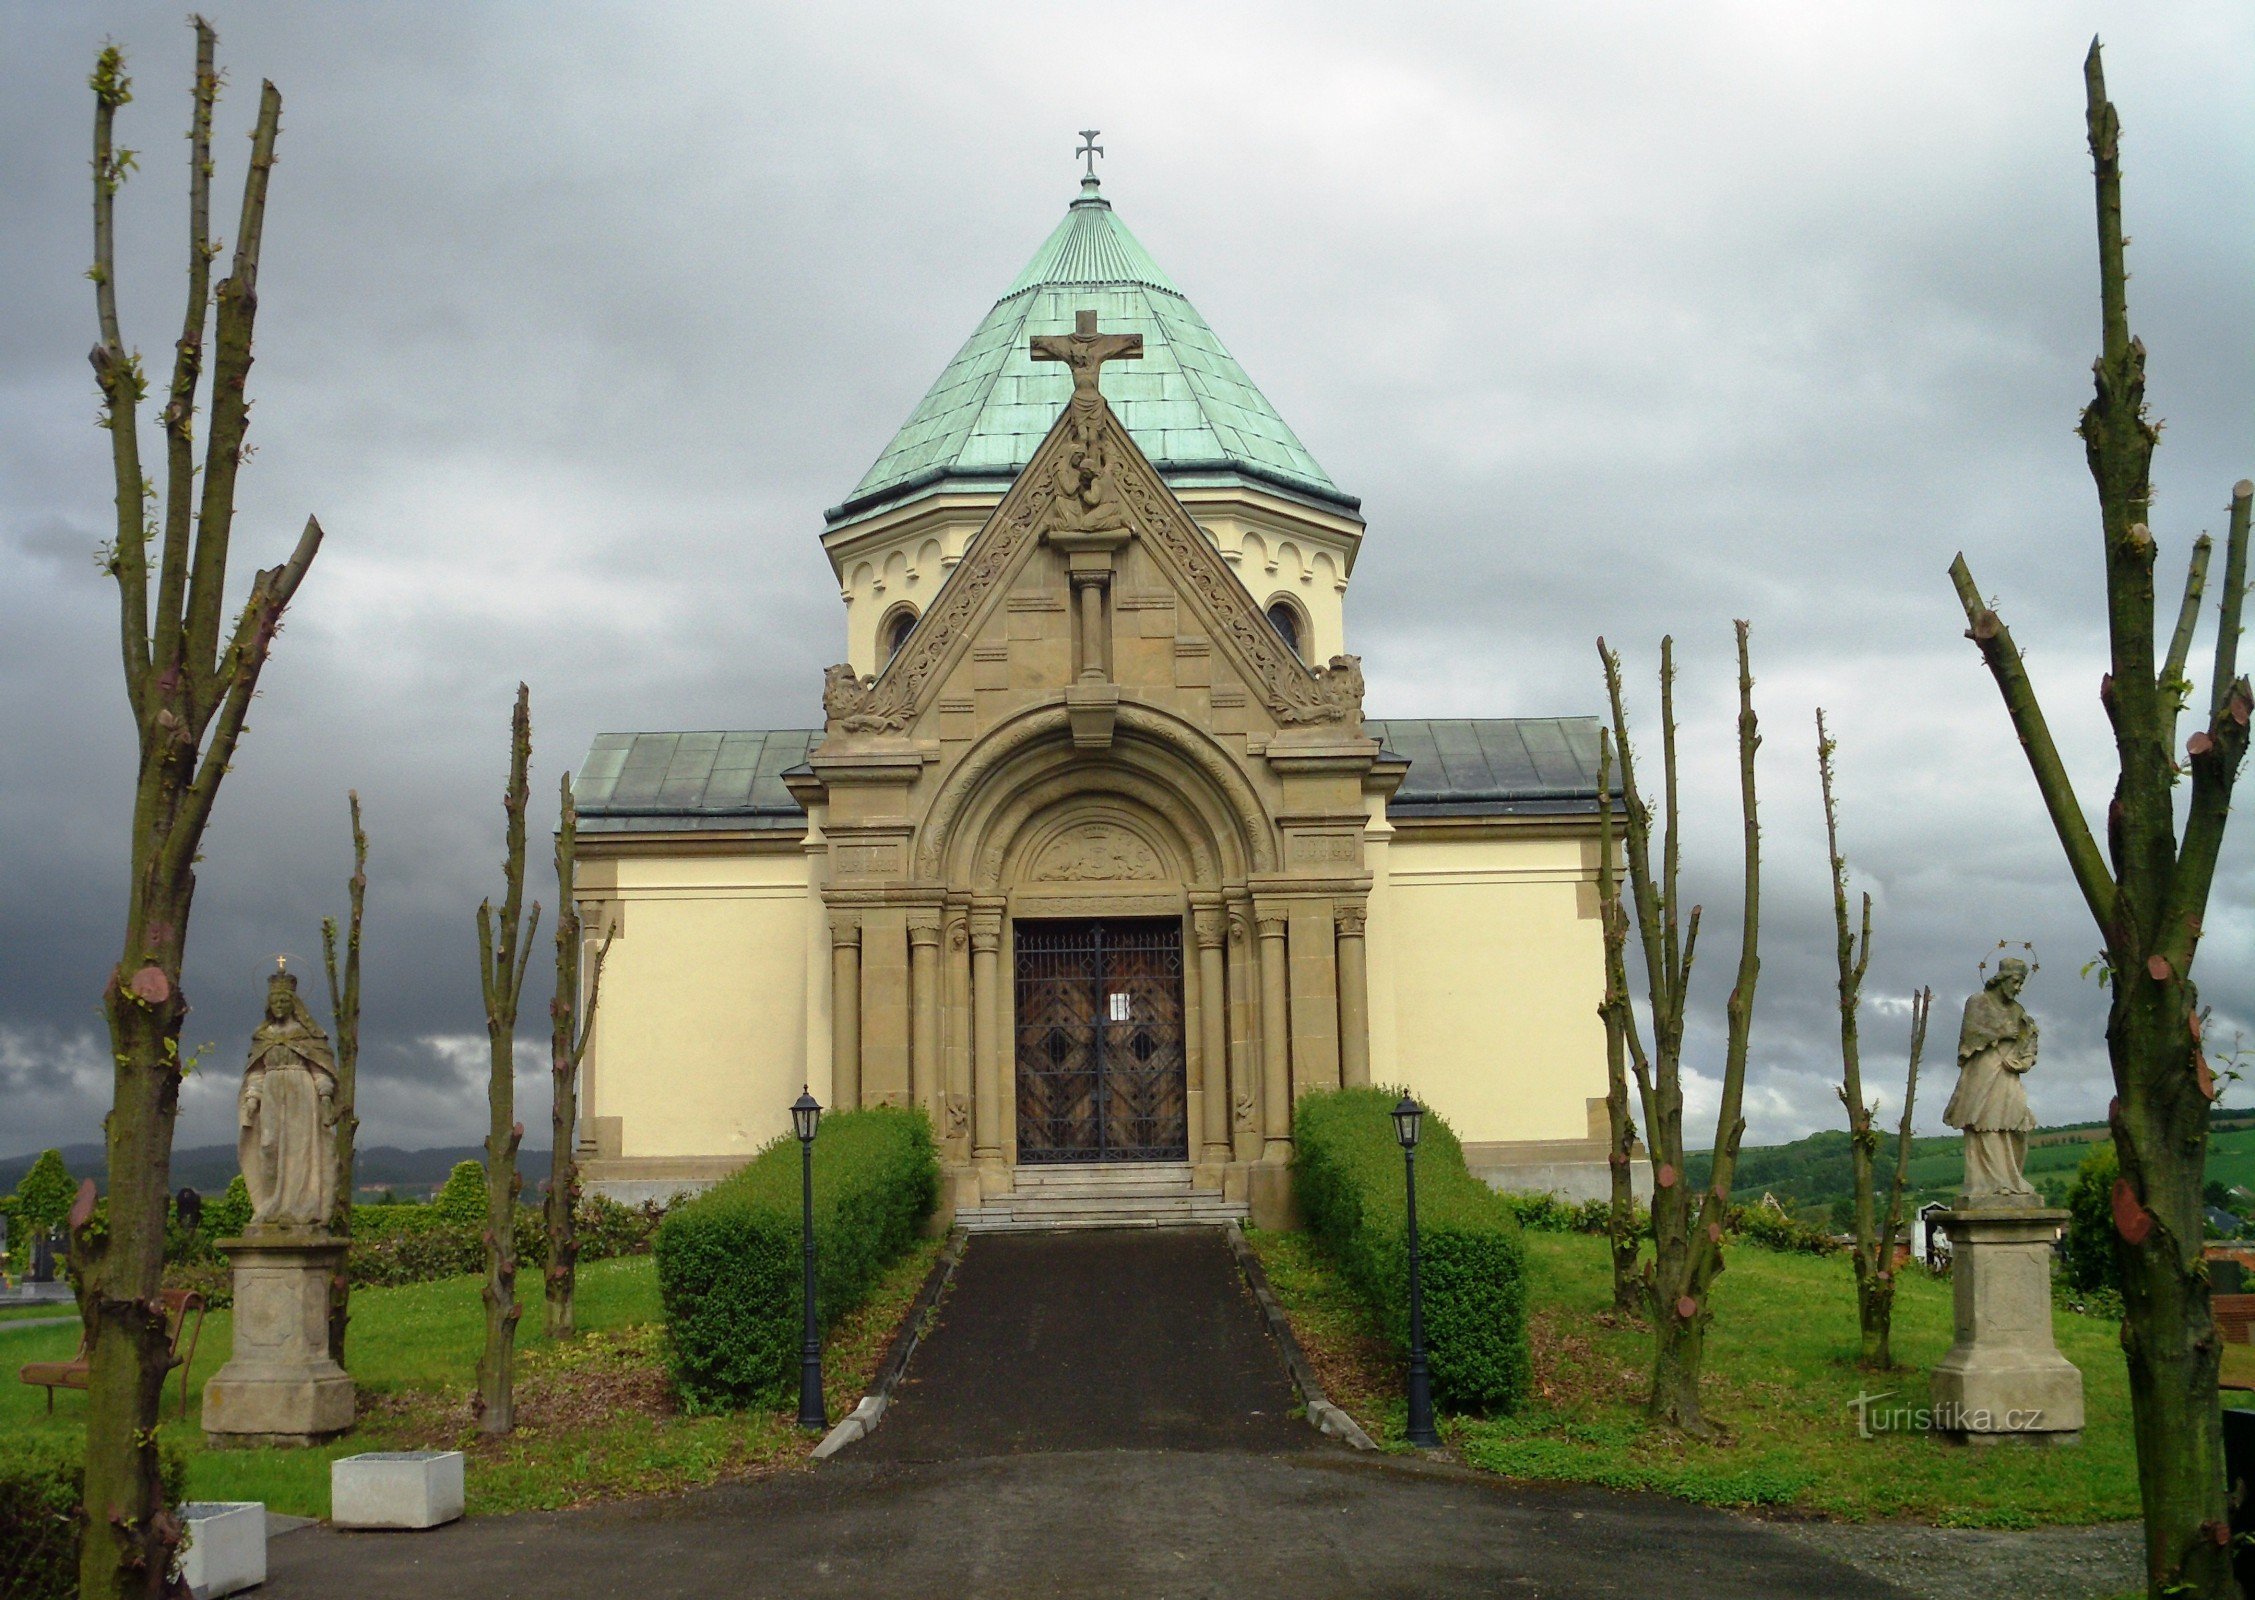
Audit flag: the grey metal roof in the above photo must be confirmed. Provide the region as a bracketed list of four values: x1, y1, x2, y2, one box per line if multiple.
[577, 719, 1606, 834]
[1366, 718, 1609, 817]
[575, 730, 819, 833]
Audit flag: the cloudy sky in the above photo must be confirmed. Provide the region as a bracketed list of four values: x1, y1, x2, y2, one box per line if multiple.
[2, 3, 2250, 1161]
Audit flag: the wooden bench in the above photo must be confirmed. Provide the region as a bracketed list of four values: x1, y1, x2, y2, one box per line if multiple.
[18, 1289, 205, 1420]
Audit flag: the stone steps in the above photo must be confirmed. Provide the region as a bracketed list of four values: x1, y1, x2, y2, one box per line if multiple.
[957, 1164, 1244, 1233]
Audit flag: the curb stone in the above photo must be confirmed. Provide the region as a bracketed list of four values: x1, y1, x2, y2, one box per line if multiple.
[1224, 1220, 1377, 1451]
[812, 1229, 965, 1460]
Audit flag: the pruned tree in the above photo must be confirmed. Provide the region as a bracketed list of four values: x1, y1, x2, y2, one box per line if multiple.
[474, 686, 539, 1432]
[320, 791, 366, 1364]
[75, 23, 323, 1599]
[1946, 42, 2252, 1599]
[545, 773, 614, 1339]
[1596, 624, 1762, 1436]
[1815, 713, 1930, 1369]
[1594, 728, 1643, 1314]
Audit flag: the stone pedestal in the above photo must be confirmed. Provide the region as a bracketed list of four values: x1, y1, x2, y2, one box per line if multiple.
[202, 1231, 354, 1447]
[1929, 1205, 2084, 1445]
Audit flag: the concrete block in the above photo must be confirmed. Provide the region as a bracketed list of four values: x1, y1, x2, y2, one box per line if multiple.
[179, 1501, 264, 1599]
[331, 1450, 465, 1529]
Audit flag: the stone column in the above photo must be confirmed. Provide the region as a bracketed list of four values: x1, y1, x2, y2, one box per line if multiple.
[1227, 907, 1260, 1165]
[1257, 910, 1292, 1163]
[829, 915, 861, 1110]
[1928, 1205, 2085, 1444]
[1074, 574, 1107, 680]
[1195, 908, 1232, 1166]
[943, 911, 973, 1159]
[1335, 903, 1370, 1089]
[971, 909, 1006, 1173]
[908, 912, 943, 1119]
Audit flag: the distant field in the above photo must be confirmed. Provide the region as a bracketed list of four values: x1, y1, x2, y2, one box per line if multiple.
[1695, 1113, 2255, 1221]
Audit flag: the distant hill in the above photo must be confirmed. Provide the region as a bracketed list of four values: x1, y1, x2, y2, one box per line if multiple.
[1683, 1111, 2255, 1224]
[0, 1144, 550, 1200]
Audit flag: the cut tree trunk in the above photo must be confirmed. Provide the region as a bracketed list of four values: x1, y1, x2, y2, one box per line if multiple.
[1598, 624, 1763, 1437]
[75, 25, 322, 1600]
[474, 687, 538, 1434]
[1947, 42, 2251, 1598]
[545, 772, 611, 1341]
[322, 791, 365, 1365]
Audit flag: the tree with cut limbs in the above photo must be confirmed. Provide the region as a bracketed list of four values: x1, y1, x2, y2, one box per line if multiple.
[545, 773, 613, 1339]
[1596, 625, 1762, 1437]
[76, 23, 323, 1598]
[320, 792, 366, 1363]
[1948, 42, 2252, 1598]
[1594, 729, 1642, 1314]
[474, 687, 540, 1432]
[1816, 712, 1929, 1369]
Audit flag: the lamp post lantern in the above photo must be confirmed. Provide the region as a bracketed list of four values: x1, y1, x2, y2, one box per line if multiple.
[1394, 1094, 1441, 1449]
[792, 1087, 827, 1431]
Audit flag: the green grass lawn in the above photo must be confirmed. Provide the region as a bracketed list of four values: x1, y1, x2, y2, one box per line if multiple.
[1, 1242, 941, 1519]
[1249, 1226, 2137, 1527]
[0, 1301, 77, 1323]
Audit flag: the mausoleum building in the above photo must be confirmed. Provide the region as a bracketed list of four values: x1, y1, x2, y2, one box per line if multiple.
[570, 166, 1616, 1221]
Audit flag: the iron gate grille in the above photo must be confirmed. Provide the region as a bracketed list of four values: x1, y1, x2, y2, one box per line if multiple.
[1013, 919, 1188, 1163]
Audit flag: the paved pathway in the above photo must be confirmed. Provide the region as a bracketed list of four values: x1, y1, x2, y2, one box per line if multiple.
[263, 1227, 1908, 1599]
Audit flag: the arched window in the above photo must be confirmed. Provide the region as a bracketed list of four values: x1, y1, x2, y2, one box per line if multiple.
[1266, 599, 1305, 660]
[881, 604, 919, 664]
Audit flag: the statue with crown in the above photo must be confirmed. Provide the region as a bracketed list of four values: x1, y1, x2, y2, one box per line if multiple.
[202, 962, 356, 1446]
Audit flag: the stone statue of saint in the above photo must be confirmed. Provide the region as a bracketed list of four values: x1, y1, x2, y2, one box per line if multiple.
[238, 965, 341, 1231]
[1944, 958, 2040, 1203]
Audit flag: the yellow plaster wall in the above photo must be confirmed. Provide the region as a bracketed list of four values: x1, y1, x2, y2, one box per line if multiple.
[1366, 827, 1606, 1145]
[584, 849, 815, 1161]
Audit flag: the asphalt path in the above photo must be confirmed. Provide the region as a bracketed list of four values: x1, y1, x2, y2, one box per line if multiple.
[261, 1227, 1907, 1599]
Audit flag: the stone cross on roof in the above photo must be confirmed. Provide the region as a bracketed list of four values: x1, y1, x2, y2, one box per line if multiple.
[1031, 310, 1142, 409]
[1077, 129, 1102, 179]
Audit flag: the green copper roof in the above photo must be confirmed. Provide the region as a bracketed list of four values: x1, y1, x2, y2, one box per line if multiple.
[829, 176, 1356, 526]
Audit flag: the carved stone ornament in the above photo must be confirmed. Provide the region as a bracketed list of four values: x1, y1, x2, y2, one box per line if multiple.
[944, 1093, 971, 1139]
[1193, 908, 1227, 948]
[829, 915, 862, 949]
[1031, 824, 1164, 883]
[237, 967, 341, 1232]
[946, 915, 970, 952]
[1334, 903, 1368, 939]
[822, 662, 912, 736]
[1944, 958, 2041, 1202]
[1234, 1089, 1258, 1130]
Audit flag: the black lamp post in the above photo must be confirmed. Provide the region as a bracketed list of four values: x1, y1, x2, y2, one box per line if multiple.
[1393, 1094, 1441, 1449]
[792, 1087, 827, 1432]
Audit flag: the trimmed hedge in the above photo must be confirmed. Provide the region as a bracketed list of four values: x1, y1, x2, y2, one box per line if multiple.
[655, 1106, 937, 1413]
[164, 1193, 662, 1307]
[1293, 1086, 1532, 1415]
[1, 1434, 185, 1600]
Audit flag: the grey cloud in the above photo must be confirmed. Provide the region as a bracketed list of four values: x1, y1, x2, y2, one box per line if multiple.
[1, 2, 2248, 1158]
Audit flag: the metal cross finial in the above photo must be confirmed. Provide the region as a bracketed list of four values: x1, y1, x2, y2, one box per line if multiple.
[1077, 130, 1103, 180]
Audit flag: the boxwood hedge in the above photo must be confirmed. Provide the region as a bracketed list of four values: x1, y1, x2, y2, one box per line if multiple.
[2, 1434, 184, 1600]
[655, 1105, 937, 1412]
[1292, 1086, 1532, 1414]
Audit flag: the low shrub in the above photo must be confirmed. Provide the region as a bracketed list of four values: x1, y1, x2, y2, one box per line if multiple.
[0, 1433, 185, 1600]
[655, 1107, 937, 1412]
[1726, 1204, 1842, 1257]
[166, 1194, 662, 1307]
[1293, 1086, 1532, 1415]
[2062, 1141, 2122, 1296]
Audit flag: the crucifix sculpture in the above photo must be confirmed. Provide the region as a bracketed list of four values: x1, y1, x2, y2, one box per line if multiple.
[1031, 310, 1142, 414]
